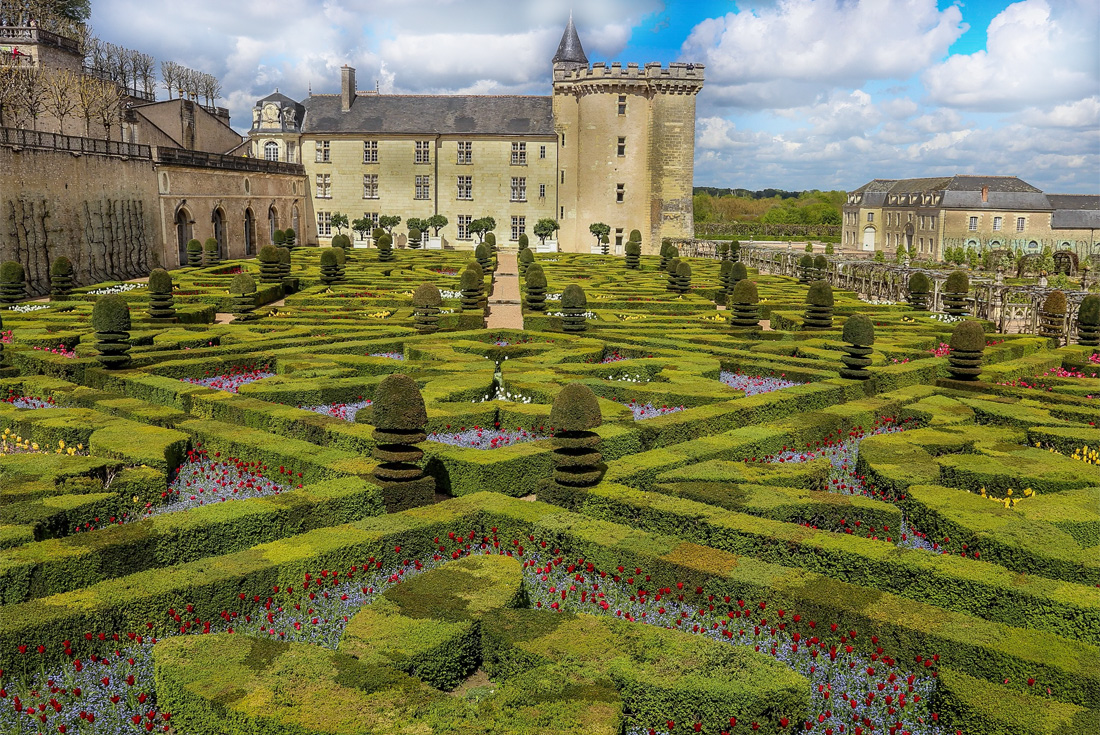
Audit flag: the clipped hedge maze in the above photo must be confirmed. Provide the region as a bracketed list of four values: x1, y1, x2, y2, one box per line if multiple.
[0, 247, 1097, 735]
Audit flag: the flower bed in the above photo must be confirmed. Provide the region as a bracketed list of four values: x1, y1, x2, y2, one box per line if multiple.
[614, 399, 685, 421]
[2, 392, 57, 409]
[367, 352, 404, 360]
[720, 371, 804, 396]
[428, 426, 548, 449]
[300, 399, 372, 422]
[181, 367, 274, 393]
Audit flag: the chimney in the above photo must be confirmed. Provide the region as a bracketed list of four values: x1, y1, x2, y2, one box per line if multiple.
[341, 66, 356, 112]
[981, 185, 988, 203]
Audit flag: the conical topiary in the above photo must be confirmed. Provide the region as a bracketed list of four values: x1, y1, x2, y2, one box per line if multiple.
[813, 254, 828, 281]
[370, 373, 434, 511]
[717, 242, 729, 261]
[0, 261, 26, 304]
[947, 320, 985, 381]
[91, 294, 132, 369]
[518, 247, 534, 277]
[277, 247, 292, 280]
[840, 313, 875, 380]
[518, 233, 529, 252]
[672, 260, 692, 295]
[203, 238, 221, 267]
[549, 383, 605, 488]
[148, 268, 176, 321]
[1038, 290, 1067, 342]
[600, 234, 610, 255]
[729, 280, 760, 330]
[186, 239, 203, 267]
[908, 272, 931, 310]
[943, 271, 970, 317]
[229, 273, 257, 319]
[283, 228, 297, 249]
[560, 284, 587, 333]
[49, 257, 74, 300]
[625, 240, 641, 269]
[525, 263, 547, 312]
[1077, 294, 1100, 346]
[803, 280, 834, 329]
[319, 248, 345, 286]
[258, 245, 281, 283]
[412, 283, 442, 334]
[717, 260, 735, 305]
[475, 242, 493, 273]
[729, 240, 741, 263]
[798, 254, 814, 284]
[460, 267, 483, 311]
[377, 233, 394, 262]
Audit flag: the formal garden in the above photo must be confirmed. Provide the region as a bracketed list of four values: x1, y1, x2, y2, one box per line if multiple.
[0, 238, 1097, 735]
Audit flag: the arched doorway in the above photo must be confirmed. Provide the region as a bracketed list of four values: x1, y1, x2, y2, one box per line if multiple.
[244, 208, 256, 256]
[862, 226, 876, 251]
[268, 205, 279, 244]
[175, 207, 193, 266]
[212, 207, 227, 258]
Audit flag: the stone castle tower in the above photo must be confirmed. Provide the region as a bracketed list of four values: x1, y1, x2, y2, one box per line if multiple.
[551, 16, 705, 254]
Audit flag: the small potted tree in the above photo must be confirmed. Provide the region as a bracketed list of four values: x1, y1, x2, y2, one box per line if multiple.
[589, 222, 610, 255]
[533, 218, 560, 253]
[426, 214, 448, 250]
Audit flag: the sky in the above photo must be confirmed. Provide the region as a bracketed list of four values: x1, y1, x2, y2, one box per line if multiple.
[89, 0, 1100, 193]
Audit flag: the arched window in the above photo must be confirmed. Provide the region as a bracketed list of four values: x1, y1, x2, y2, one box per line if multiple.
[1028, 240, 1039, 251]
[291, 203, 300, 234]
[175, 207, 193, 267]
[268, 205, 279, 243]
[264, 141, 279, 161]
[212, 207, 227, 257]
[244, 209, 256, 256]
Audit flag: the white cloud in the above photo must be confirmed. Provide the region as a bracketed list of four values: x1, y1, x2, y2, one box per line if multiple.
[1017, 96, 1100, 129]
[923, 0, 1100, 111]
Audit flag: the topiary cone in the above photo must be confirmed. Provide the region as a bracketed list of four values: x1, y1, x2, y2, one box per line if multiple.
[91, 294, 132, 369]
[907, 272, 931, 310]
[412, 283, 442, 334]
[186, 239, 203, 267]
[549, 383, 605, 487]
[475, 242, 493, 273]
[947, 320, 985, 381]
[1038, 290, 1067, 342]
[729, 280, 760, 330]
[518, 248, 534, 277]
[370, 374, 434, 510]
[148, 268, 176, 321]
[1076, 294, 1099, 347]
[49, 257, 74, 300]
[803, 281, 834, 330]
[625, 240, 641, 269]
[460, 267, 483, 311]
[560, 284, 587, 333]
[525, 264, 547, 312]
[942, 271, 970, 317]
[840, 313, 875, 380]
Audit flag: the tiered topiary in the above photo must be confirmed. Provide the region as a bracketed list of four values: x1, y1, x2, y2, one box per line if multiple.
[717, 242, 729, 261]
[186, 239, 203, 267]
[629, 229, 641, 245]
[203, 238, 221, 267]
[731, 262, 747, 287]
[331, 233, 352, 250]
[49, 257, 74, 300]
[284, 228, 297, 249]
[408, 228, 422, 250]
[803, 281, 834, 329]
[518, 247, 534, 277]
[665, 257, 681, 292]
[729, 240, 740, 262]
[319, 248, 346, 286]
[277, 247, 292, 280]
[942, 271, 970, 317]
[229, 273, 257, 320]
[560, 284, 587, 333]
[475, 242, 493, 273]
[549, 383, 605, 488]
[258, 245, 281, 283]
[517, 233, 529, 252]
[484, 232, 496, 253]
[907, 272, 931, 310]
[947, 320, 985, 381]
[91, 294, 132, 369]
[625, 240, 641, 269]
[370, 373, 435, 511]
[524, 263, 547, 312]
[147, 268, 176, 321]
[813, 254, 828, 281]
[1077, 294, 1100, 346]
[377, 233, 394, 262]
[717, 260, 735, 305]
[0, 261, 27, 304]
[798, 254, 814, 284]
[0, 311, 4, 364]
[1038, 290, 1067, 342]
[412, 283, 442, 334]
[659, 239, 674, 270]
[728, 279, 760, 330]
[839, 313, 875, 380]
[671, 260, 692, 295]
[460, 267, 483, 312]
[371, 227, 385, 244]
[273, 230, 286, 247]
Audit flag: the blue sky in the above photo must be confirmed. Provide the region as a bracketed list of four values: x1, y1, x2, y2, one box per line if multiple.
[91, 0, 1099, 193]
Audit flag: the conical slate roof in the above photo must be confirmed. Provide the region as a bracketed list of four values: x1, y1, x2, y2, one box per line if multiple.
[552, 14, 588, 66]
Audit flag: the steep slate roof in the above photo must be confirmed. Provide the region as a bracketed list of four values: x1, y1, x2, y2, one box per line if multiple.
[552, 14, 588, 66]
[301, 94, 554, 136]
[257, 91, 299, 107]
[849, 175, 1051, 209]
[1049, 195, 1100, 229]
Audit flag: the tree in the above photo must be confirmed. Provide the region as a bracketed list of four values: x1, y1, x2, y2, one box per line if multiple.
[160, 60, 179, 100]
[469, 217, 493, 243]
[330, 212, 349, 236]
[426, 214, 448, 237]
[14, 66, 45, 130]
[533, 218, 560, 245]
[588, 222, 610, 249]
[42, 67, 77, 133]
[406, 217, 427, 235]
[351, 216, 374, 243]
[94, 78, 124, 140]
[378, 215, 402, 234]
[75, 72, 100, 135]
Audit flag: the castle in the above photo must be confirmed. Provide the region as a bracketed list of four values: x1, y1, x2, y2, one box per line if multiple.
[248, 17, 705, 254]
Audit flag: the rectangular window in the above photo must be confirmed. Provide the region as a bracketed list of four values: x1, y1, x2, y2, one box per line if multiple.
[968, 216, 978, 231]
[415, 140, 431, 164]
[615, 228, 623, 247]
[511, 177, 526, 202]
[415, 175, 431, 200]
[539, 145, 546, 159]
[362, 174, 378, 199]
[561, 133, 566, 147]
[539, 183, 546, 199]
[618, 95, 627, 115]
[511, 216, 525, 241]
[616, 183, 625, 203]
[866, 212, 873, 223]
[315, 173, 331, 198]
[560, 206, 564, 219]
[315, 140, 330, 163]
[1016, 217, 1026, 231]
[560, 170, 565, 184]
[457, 214, 472, 240]
[457, 175, 472, 200]
[617, 137, 626, 156]
[317, 211, 331, 236]
[363, 140, 377, 163]
[511, 142, 526, 165]
[930, 216, 936, 229]
[457, 141, 472, 165]
[993, 216, 1002, 231]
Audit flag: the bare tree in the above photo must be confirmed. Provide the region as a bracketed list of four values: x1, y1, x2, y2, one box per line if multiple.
[134, 51, 156, 97]
[43, 67, 77, 133]
[0, 61, 20, 128]
[160, 60, 178, 99]
[75, 71, 99, 135]
[94, 77, 123, 140]
[14, 66, 45, 130]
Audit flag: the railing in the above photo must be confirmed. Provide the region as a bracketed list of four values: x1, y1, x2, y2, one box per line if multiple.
[0, 126, 152, 159]
[0, 26, 79, 53]
[154, 146, 304, 175]
[82, 66, 157, 103]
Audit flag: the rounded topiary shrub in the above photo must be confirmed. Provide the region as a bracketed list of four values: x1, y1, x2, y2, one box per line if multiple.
[49, 256, 74, 300]
[525, 263, 547, 312]
[371, 373, 434, 511]
[672, 260, 692, 294]
[148, 268, 175, 321]
[412, 283, 442, 334]
[518, 247, 534, 277]
[319, 248, 346, 286]
[549, 383, 605, 488]
[257, 245, 281, 283]
[907, 272, 932, 310]
[943, 270, 970, 317]
[813, 254, 828, 280]
[798, 254, 814, 284]
[518, 233, 529, 251]
[729, 279, 760, 330]
[277, 247, 292, 279]
[377, 233, 394, 262]
[407, 228, 422, 250]
[460, 267, 483, 311]
[0, 260, 26, 304]
[717, 260, 735, 304]
[600, 234, 610, 255]
[484, 232, 496, 253]
[1038, 290, 1067, 342]
[840, 313, 875, 380]
[1076, 294, 1099, 347]
[475, 242, 493, 273]
[659, 240, 674, 270]
[729, 240, 741, 263]
[229, 273, 257, 319]
[625, 240, 641, 269]
[332, 233, 352, 250]
[91, 294, 132, 369]
[629, 229, 642, 244]
[273, 230, 286, 247]
[186, 239, 203, 267]
[283, 228, 296, 248]
[203, 238, 221, 266]
[947, 320, 985, 381]
[803, 280, 834, 330]
[560, 284, 587, 333]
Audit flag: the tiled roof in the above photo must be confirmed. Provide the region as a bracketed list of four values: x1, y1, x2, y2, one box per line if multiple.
[300, 94, 554, 136]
